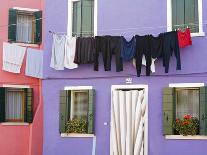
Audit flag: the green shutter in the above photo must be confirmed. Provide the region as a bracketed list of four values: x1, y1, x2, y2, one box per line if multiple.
[0, 88, 6, 123]
[87, 89, 95, 134]
[72, 1, 82, 37]
[8, 9, 17, 42]
[184, 0, 199, 33]
[24, 88, 33, 123]
[81, 0, 94, 37]
[34, 11, 42, 44]
[199, 86, 207, 135]
[163, 87, 175, 135]
[59, 90, 70, 133]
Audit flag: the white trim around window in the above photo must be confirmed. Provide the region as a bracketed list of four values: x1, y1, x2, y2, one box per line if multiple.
[64, 86, 93, 90]
[67, 0, 97, 37]
[167, 0, 205, 37]
[12, 7, 40, 12]
[169, 83, 204, 88]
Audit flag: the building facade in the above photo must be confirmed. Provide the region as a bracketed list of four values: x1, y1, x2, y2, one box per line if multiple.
[43, 0, 207, 155]
[0, 1, 43, 155]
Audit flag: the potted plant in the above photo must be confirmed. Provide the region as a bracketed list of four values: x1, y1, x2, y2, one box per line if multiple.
[173, 114, 199, 136]
[66, 118, 87, 134]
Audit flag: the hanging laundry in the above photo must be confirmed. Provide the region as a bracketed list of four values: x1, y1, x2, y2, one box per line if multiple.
[64, 37, 78, 69]
[94, 36, 123, 72]
[132, 57, 156, 73]
[159, 31, 181, 73]
[2, 42, 26, 73]
[50, 34, 66, 70]
[134, 35, 152, 77]
[149, 35, 163, 59]
[177, 28, 192, 48]
[121, 36, 136, 61]
[25, 48, 43, 78]
[74, 37, 95, 64]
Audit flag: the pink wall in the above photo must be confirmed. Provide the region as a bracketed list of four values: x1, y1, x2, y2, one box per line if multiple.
[0, 1, 43, 155]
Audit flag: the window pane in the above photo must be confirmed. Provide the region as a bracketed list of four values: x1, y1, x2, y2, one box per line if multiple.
[71, 91, 89, 120]
[176, 89, 199, 119]
[72, 0, 94, 37]
[16, 14, 33, 43]
[172, 0, 199, 33]
[5, 90, 23, 121]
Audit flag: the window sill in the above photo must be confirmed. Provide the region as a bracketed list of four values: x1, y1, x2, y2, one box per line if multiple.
[61, 133, 95, 138]
[1, 122, 29, 126]
[12, 43, 40, 48]
[165, 135, 207, 140]
[191, 32, 205, 37]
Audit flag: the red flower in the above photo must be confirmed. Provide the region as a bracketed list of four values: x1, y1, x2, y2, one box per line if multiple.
[176, 118, 180, 123]
[183, 114, 192, 119]
[183, 121, 189, 125]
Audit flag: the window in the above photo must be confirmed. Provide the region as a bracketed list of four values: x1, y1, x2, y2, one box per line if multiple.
[68, 0, 96, 37]
[59, 88, 95, 134]
[0, 87, 33, 123]
[167, 0, 204, 36]
[163, 84, 207, 136]
[8, 8, 42, 44]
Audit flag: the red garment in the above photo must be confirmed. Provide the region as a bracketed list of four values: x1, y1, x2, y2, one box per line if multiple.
[177, 28, 192, 48]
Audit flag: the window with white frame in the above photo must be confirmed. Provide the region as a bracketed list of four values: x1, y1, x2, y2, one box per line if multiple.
[59, 87, 95, 134]
[167, 0, 204, 36]
[68, 0, 95, 37]
[163, 83, 207, 136]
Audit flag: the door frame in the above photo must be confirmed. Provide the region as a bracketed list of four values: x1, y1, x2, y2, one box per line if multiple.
[110, 84, 148, 155]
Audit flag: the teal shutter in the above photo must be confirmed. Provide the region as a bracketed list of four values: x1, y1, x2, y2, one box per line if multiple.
[24, 88, 33, 123]
[0, 88, 6, 123]
[87, 89, 95, 134]
[163, 87, 175, 135]
[8, 9, 17, 42]
[34, 11, 42, 44]
[59, 90, 70, 133]
[199, 86, 207, 135]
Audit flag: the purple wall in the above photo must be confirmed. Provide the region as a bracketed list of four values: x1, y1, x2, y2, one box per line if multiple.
[43, 0, 207, 155]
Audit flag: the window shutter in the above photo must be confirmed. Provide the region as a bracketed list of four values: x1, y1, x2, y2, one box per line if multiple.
[72, 1, 82, 37]
[184, 0, 199, 33]
[81, 0, 94, 37]
[59, 90, 70, 133]
[172, 0, 185, 31]
[199, 86, 207, 135]
[8, 8, 17, 42]
[0, 88, 6, 123]
[34, 11, 42, 44]
[24, 88, 33, 123]
[87, 89, 95, 134]
[163, 87, 175, 135]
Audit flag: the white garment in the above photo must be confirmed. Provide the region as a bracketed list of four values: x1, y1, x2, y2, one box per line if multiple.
[50, 34, 66, 70]
[64, 37, 78, 69]
[3, 42, 26, 73]
[110, 90, 146, 155]
[133, 57, 156, 73]
[25, 48, 43, 79]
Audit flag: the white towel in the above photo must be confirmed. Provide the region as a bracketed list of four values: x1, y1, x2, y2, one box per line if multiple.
[64, 37, 78, 69]
[3, 42, 26, 73]
[50, 34, 66, 70]
[25, 48, 43, 79]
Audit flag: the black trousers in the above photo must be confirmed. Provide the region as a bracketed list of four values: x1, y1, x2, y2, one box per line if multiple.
[94, 36, 123, 72]
[135, 35, 152, 77]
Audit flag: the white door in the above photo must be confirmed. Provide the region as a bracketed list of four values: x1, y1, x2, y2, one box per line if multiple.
[110, 85, 148, 155]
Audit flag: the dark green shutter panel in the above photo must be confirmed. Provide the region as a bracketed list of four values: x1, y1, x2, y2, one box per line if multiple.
[24, 88, 33, 123]
[72, 1, 82, 37]
[163, 87, 175, 135]
[184, 0, 199, 33]
[0, 88, 6, 123]
[199, 86, 207, 135]
[87, 89, 95, 134]
[34, 11, 42, 44]
[59, 90, 70, 133]
[8, 9, 17, 42]
[172, 0, 185, 31]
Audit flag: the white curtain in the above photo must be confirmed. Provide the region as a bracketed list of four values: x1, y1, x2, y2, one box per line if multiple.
[16, 14, 33, 43]
[110, 89, 146, 155]
[6, 91, 23, 121]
